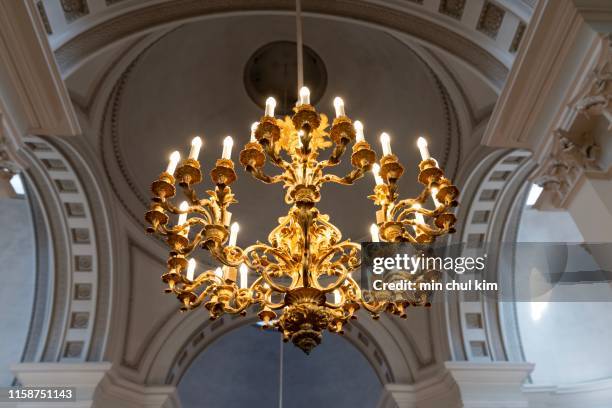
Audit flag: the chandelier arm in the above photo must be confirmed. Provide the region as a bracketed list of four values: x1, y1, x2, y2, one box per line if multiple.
[243, 246, 298, 293]
[321, 140, 350, 167]
[208, 242, 244, 267]
[250, 276, 286, 310]
[263, 143, 292, 171]
[182, 271, 224, 291]
[245, 166, 287, 185]
[161, 216, 208, 238]
[404, 221, 449, 237]
[318, 167, 366, 186]
[312, 266, 350, 293]
[394, 207, 429, 224]
[390, 189, 430, 218]
[309, 242, 359, 292]
[398, 229, 419, 244]
[244, 243, 295, 272]
[220, 288, 255, 314]
[257, 287, 286, 310]
[358, 297, 389, 315]
[172, 273, 221, 309]
[312, 241, 360, 272]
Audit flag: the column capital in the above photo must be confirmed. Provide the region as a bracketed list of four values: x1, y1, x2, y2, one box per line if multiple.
[377, 371, 461, 408]
[11, 362, 111, 407]
[445, 361, 533, 408]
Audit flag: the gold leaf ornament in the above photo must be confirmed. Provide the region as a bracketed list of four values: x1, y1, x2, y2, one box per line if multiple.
[276, 115, 333, 154]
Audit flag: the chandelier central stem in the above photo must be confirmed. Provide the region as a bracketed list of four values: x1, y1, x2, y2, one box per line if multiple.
[299, 209, 312, 288]
[296, 0, 304, 91]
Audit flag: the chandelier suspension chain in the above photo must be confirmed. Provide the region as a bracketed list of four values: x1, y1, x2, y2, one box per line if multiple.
[296, 0, 304, 91]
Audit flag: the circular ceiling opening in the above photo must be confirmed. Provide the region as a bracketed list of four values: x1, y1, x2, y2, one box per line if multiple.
[244, 41, 327, 116]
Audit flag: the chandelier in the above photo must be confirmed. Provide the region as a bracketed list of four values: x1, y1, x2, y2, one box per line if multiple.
[144, 3, 459, 354]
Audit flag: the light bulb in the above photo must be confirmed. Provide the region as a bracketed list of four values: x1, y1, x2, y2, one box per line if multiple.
[250, 122, 259, 143]
[417, 136, 430, 160]
[189, 136, 203, 160]
[372, 163, 384, 185]
[333, 290, 341, 304]
[413, 203, 425, 226]
[222, 136, 233, 160]
[370, 224, 380, 242]
[354, 120, 365, 143]
[228, 222, 240, 246]
[380, 132, 392, 156]
[265, 97, 276, 117]
[186, 258, 196, 281]
[215, 267, 223, 279]
[299, 86, 310, 105]
[166, 151, 180, 175]
[333, 97, 345, 118]
[297, 130, 304, 149]
[431, 187, 441, 208]
[239, 263, 248, 289]
[178, 201, 189, 236]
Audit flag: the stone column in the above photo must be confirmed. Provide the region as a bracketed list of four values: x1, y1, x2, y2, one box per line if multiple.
[445, 362, 533, 408]
[567, 173, 612, 240]
[566, 172, 612, 271]
[11, 362, 111, 407]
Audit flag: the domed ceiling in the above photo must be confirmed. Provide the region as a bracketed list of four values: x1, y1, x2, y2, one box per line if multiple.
[103, 15, 458, 252]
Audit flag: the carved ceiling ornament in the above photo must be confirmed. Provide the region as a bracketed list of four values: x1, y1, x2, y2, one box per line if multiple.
[534, 129, 600, 208]
[60, 0, 89, 23]
[477, 2, 505, 39]
[574, 34, 612, 129]
[534, 34, 612, 209]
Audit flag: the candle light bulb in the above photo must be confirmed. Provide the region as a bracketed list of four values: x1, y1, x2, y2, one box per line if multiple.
[380, 132, 392, 156]
[417, 136, 430, 160]
[333, 290, 341, 304]
[370, 223, 380, 242]
[228, 222, 239, 246]
[250, 122, 259, 143]
[189, 136, 203, 160]
[166, 151, 180, 175]
[333, 97, 345, 118]
[215, 267, 223, 279]
[222, 136, 233, 160]
[431, 187, 441, 208]
[299, 86, 310, 105]
[265, 97, 276, 117]
[239, 263, 248, 289]
[413, 203, 425, 225]
[354, 120, 365, 143]
[186, 258, 196, 281]
[372, 163, 384, 185]
[178, 202, 189, 236]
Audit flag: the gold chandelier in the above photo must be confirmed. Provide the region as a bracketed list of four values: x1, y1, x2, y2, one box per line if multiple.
[144, 86, 460, 353]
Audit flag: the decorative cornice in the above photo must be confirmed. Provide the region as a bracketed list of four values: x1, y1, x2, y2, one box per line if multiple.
[54, 0, 508, 87]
